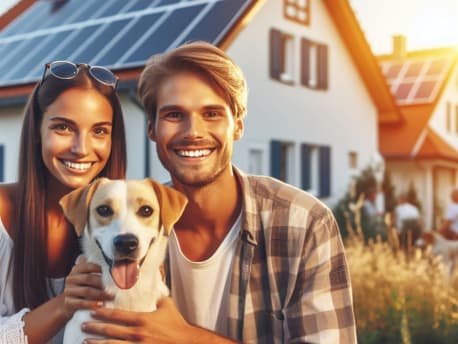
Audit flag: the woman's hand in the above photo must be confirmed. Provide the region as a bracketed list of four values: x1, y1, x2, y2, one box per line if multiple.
[61, 255, 113, 320]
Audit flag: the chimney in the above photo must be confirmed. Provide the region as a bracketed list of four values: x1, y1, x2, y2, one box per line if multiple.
[392, 35, 407, 58]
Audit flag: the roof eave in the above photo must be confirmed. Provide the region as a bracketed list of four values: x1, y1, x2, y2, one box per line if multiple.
[218, 0, 265, 50]
[0, 0, 36, 31]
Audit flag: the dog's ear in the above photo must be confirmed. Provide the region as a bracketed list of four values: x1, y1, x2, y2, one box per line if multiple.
[148, 179, 188, 234]
[59, 178, 107, 236]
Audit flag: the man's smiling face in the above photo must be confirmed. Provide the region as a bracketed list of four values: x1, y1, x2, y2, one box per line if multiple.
[148, 72, 243, 188]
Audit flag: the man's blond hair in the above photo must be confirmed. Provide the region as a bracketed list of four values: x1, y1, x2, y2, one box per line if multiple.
[138, 41, 248, 123]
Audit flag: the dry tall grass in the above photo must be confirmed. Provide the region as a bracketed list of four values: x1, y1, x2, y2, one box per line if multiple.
[344, 210, 458, 343]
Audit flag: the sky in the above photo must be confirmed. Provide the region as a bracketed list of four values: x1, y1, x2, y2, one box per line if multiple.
[0, 0, 17, 16]
[0, 0, 457, 55]
[350, 0, 458, 54]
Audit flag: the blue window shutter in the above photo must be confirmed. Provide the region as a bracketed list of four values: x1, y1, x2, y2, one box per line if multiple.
[270, 140, 282, 179]
[0, 145, 4, 182]
[319, 145, 331, 197]
[270, 28, 283, 80]
[301, 38, 311, 87]
[301, 144, 311, 190]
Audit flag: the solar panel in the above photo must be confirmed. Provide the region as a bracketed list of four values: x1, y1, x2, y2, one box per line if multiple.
[394, 82, 413, 100]
[383, 63, 402, 79]
[124, 4, 207, 65]
[380, 55, 454, 105]
[426, 58, 448, 76]
[0, 0, 256, 87]
[404, 61, 424, 78]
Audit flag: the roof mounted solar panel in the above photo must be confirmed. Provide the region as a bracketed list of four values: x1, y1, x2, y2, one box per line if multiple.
[123, 4, 207, 66]
[381, 55, 454, 105]
[0, 0, 257, 87]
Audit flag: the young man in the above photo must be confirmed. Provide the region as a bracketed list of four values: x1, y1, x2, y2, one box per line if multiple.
[83, 41, 357, 343]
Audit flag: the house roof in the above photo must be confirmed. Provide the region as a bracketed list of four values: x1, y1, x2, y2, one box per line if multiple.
[0, 0, 400, 127]
[416, 127, 458, 162]
[323, 0, 401, 124]
[0, 0, 260, 99]
[378, 41, 458, 162]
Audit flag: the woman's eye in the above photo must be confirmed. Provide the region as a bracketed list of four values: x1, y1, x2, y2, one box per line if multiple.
[166, 112, 183, 119]
[94, 127, 110, 136]
[51, 124, 71, 132]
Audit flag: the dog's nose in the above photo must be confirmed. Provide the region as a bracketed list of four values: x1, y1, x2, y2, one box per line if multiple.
[113, 234, 139, 255]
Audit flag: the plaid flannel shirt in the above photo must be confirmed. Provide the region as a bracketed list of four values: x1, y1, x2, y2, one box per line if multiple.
[166, 166, 357, 343]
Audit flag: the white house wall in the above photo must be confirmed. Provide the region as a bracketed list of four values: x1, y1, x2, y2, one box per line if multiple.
[0, 105, 22, 182]
[429, 64, 458, 146]
[118, 93, 148, 180]
[227, 0, 379, 204]
[386, 160, 431, 226]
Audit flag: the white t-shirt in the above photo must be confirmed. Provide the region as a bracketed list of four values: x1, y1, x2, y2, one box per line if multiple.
[445, 202, 458, 234]
[168, 212, 241, 336]
[394, 203, 420, 231]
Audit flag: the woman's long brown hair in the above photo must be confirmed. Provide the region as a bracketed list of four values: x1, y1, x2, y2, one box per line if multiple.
[13, 68, 127, 310]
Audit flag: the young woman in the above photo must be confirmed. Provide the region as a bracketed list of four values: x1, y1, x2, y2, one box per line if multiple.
[0, 61, 127, 344]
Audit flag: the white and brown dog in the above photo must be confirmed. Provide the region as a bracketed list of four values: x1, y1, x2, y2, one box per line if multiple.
[59, 178, 187, 343]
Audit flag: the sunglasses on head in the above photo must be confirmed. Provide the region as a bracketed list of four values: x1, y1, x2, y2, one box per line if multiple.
[41, 61, 118, 89]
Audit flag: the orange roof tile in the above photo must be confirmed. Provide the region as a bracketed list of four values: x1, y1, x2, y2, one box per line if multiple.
[379, 103, 433, 157]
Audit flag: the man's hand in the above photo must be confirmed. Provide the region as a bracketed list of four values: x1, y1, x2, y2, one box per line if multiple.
[81, 297, 192, 343]
[82, 297, 238, 343]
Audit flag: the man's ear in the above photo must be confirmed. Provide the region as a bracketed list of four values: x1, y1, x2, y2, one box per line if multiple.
[233, 117, 244, 141]
[147, 120, 156, 142]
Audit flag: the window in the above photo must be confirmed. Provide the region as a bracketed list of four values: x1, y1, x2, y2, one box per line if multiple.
[0, 145, 4, 182]
[284, 0, 311, 26]
[301, 37, 328, 90]
[301, 143, 331, 197]
[270, 28, 295, 84]
[270, 140, 295, 184]
[348, 151, 358, 169]
[248, 148, 264, 175]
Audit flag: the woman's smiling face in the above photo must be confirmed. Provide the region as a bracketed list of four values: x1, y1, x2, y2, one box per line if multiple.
[40, 87, 113, 190]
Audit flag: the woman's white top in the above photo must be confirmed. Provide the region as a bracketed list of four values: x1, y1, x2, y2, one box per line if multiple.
[168, 212, 241, 336]
[0, 217, 65, 344]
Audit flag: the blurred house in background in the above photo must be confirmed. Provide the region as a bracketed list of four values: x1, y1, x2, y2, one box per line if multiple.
[378, 35, 458, 228]
[0, 0, 398, 206]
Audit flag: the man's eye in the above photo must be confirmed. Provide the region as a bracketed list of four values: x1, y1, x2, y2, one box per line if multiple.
[205, 111, 218, 118]
[96, 205, 113, 217]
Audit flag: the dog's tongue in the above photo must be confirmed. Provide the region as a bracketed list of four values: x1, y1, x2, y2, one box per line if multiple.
[111, 261, 140, 289]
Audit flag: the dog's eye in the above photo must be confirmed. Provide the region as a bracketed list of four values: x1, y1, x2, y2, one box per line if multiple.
[138, 205, 153, 217]
[96, 205, 113, 217]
